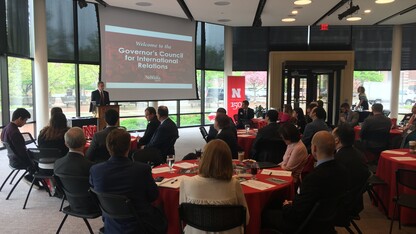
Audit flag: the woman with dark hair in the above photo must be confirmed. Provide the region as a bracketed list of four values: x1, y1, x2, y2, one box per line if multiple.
[38, 112, 70, 156]
[292, 107, 306, 134]
[179, 139, 249, 233]
[279, 104, 293, 123]
[278, 123, 308, 184]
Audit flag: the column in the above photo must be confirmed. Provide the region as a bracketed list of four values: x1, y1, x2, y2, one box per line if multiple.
[390, 25, 402, 119]
[224, 26, 233, 104]
[34, 0, 49, 134]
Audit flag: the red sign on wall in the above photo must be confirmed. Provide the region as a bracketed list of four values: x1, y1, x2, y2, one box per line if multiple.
[227, 76, 245, 118]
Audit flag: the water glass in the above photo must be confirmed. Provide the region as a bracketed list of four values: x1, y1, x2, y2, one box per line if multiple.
[245, 124, 250, 134]
[167, 155, 175, 173]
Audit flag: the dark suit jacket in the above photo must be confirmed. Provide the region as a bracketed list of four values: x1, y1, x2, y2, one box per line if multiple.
[146, 118, 179, 158]
[216, 127, 239, 159]
[251, 122, 281, 153]
[207, 117, 236, 142]
[335, 146, 369, 216]
[89, 89, 110, 112]
[338, 110, 359, 127]
[85, 126, 118, 163]
[237, 107, 255, 129]
[360, 113, 391, 151]
[54, 151, 94, 177]
[138, 117, 160, 147]
[89, 156, 159, 233]
[302, 119, 331, 151]
[282, 160, 348, 232]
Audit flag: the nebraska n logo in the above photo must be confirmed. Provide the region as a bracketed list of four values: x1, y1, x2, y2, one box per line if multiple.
[231, 88, 241, 98]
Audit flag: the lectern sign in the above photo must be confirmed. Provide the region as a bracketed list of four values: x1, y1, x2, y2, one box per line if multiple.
[227, 76, 245, 118]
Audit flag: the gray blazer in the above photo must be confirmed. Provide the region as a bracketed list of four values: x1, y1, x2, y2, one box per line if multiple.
[338, 110, 359, 126]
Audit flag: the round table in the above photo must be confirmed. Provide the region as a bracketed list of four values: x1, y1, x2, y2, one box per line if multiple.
[237, 129, 257, 159]
[375, 149, 416, 225]
[153, 160, 294, 234]
[84, 136, 138, 152]
[353, 126, 403, 141]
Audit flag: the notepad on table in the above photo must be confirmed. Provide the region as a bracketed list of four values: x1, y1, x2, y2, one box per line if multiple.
[240, 180, 275, 191]
[261, 169, 292, 177]
[152, 167, 172, 174]
[391, 157, 416, 161]
[175, 162, 195, 169]
[382, 150, 408, 155]
[157, 175, 186, 189]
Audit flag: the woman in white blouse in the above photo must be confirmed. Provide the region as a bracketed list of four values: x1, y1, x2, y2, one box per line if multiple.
[179, 139, 249, 234]
[278, 123, 308, 184]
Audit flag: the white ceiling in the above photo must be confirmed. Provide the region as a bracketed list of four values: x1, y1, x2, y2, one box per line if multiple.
[100, 0, 416, 27]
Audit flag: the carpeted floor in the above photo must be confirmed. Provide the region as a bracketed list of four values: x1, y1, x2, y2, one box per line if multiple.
[0, 127, 414, 233]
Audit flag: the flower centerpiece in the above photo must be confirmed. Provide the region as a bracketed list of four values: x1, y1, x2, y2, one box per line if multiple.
[255, 105, 265, 118]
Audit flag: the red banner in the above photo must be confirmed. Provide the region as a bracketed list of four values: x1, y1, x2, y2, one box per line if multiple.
[227, 76, 245, 118]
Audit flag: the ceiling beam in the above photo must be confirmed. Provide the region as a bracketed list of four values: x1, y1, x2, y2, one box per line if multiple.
[252, 0, 267, 27]
[177, 0, 194, 21]
[375, 4, 416, 25]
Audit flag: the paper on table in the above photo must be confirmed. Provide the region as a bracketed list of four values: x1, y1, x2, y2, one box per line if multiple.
[261, 169, 292, 177]
[391, 157, 416, 161]
[158, 175, 186, 189]
[382, 150, 408, 155]
[174, 162, 195, 169]
[240, 180, 275, 191]
[238, 134, 252, 137]
[152, 167, 172, 174]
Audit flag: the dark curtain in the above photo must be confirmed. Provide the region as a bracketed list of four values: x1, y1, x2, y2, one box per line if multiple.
[401, 24, 416, 70]
[6, 0, 30, 56]
[309, 25, 352, 50]
[77, 3, 99, 62]
[233, 27, 268, 71]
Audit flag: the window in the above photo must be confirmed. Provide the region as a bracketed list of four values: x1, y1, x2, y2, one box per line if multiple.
[48, 63, 76, 117]
[79, 64, 99, 116]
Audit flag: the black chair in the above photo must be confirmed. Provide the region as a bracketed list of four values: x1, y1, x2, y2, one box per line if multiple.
[252, 138, 287, 164]
[89, 188, 146, 232]
[1, 142, 30, 200]
[399, 113, 412, 126]
[132, 147, 163, 167]
[179, 203, 246, 233]
[383, 110, 391, 117]
[389, 169, 416, 234]
[21, 132, 37, 147]
[199, 126, 209, 142]
[54, 174, 101, 234]
[23, 148, 61, 209]
[366, 172, 389, 217]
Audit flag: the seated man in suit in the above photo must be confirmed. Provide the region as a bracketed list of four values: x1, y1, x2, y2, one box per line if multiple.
[333, 125, 369, 217]
[302, 106, 331, 152]
[250, 109, 283, 160]
[138, 107, 160, 148]
[215, 114, 238, 159]
[359, 103, 391, 156]
[338, 103, 359, 127]
[262, 131, 348, 233]
[90, 129, 162, 233]
[237, 100, 254, 129]
[207, 107, 236, 142]
[86, 109, 119, 163]
[146, 106, 179, 159]
[89, 81, 110, 112]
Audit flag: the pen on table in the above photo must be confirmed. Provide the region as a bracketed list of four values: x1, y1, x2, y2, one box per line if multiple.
[269, 172, 272, 176]
[171, 179, 178, 184]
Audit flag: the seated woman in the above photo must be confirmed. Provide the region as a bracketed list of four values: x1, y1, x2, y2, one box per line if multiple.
[179, 139, 249, 233]
[279, 104, 293, 123]
[292, 107, 306, 134]
[278, 123, 308, 184]
[38, 112, 70, 156]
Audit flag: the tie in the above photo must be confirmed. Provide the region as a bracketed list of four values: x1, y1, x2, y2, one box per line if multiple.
[100, 91, 104, 105]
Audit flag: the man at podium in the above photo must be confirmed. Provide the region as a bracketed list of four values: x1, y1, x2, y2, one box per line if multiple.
[90, 81, 110, 112]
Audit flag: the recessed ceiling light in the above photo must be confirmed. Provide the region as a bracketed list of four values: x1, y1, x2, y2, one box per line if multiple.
[282, 17, 296, 22]
[218, 19, 231, 22]
[294, 0, 312, 5]
[375, 0, 395, 4]
[364, 9, 371, 13]
[136, 2, 152, 7]
[346, 16, 362, 21]
[214, 1, 230, 6]
[292, 10, 299, 14]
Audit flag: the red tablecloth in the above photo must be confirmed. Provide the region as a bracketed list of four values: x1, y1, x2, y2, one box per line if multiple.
[252, 118, 267, 129]
[153, 160, 294, 234]
[237, 129, 257, 159]
[353, 126, 402, 141]
[375, 149, 416, 224]
[84, 136, 138, 152]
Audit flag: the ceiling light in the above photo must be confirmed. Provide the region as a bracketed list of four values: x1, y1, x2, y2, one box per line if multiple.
[375, 0, 395, 4]
[136, 2, 152, 7]
[364, 9, 371, 13]
[214, 1, 230, 6]
[294, 0, 312, 5]
[282, 18, 296, 22]
[292, 10, 299, 14]
[346, 16, 361, 21]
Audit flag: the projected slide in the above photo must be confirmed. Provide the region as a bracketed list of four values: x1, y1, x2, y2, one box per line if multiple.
[99, 6, 197, 101]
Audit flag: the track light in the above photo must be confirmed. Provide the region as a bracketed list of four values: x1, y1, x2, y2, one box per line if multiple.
[338, 3, 360, 20]
[78, 0, 88, 9]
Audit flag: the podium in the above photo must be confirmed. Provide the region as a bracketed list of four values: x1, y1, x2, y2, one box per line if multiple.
[96, 105, 120, 130]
